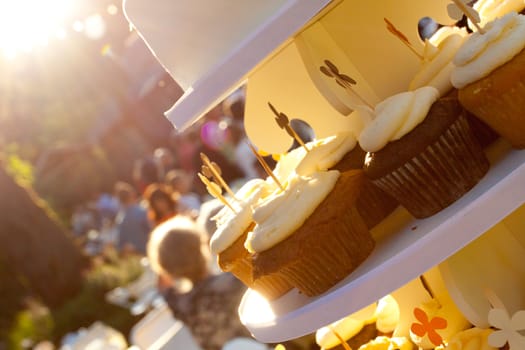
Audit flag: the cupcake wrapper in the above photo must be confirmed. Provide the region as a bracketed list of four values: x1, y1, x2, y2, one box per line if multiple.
[218, 234, 293, 300]
[277, 206, 374, 297]
[458, 48, 525, 148]
[356, 179, 398, 229]
[372, 115, 489, 219]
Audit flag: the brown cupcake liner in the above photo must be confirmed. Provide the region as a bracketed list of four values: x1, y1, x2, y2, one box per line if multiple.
[458, 48, 525, 148]
[356, 179, 398, 229]
[218, 232, 293, 300]
[371, 115, 489, 219]
[332, 145, 398, 229]
[276, 206, 375, 297]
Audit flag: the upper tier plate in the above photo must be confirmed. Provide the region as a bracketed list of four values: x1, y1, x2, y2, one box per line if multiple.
[239, 141, 525, 342]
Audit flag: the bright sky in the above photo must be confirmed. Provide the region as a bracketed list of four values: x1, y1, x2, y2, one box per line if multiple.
[0, 0, 114, 59]
[0, 0, 74, 58]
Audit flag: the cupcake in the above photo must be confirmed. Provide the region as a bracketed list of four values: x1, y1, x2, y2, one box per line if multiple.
[315, 303, 378, 350]
[451, 12, 525, 148]
[357, 336, 414, 350]
[274, 132, 397, 228]
[210, 178, 293, 300]
[434, 327, 497, 350]
[409, 26, 498, 147]
[409, 26, 469, 97]
[316, 296, 400, 350]
[409, 291, 471, 349]
[358, 86, 489, 219]
[469, 0, 525, 30]
[247, 169, 375, 297]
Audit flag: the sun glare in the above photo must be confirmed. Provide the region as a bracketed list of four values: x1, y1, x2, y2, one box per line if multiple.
[0, 0, 73, 58]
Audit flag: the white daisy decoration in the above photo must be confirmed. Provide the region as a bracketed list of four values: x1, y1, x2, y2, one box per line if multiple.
[487, 308, 525, 349]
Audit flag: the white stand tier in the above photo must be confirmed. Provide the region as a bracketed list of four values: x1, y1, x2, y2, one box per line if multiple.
[239, 141, 525, 342]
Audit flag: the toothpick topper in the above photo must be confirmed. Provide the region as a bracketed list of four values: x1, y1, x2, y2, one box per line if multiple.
[268, 102, 310, 153]
[486, 289, 525, 349]
[200, 152, 238, 200]
[411, 307, 448, 347]
[384, 18, 424, 60]
[197, 172, 236, 212]
[319, 59, 373, 109]
[320, 59, 357, 88]
[326, 326, 352, 350]
[246, 142, 285, 191]
[448, 0, 484, 34]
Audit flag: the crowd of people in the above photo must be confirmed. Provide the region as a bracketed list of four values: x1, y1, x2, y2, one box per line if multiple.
[68, 89, 292, 350]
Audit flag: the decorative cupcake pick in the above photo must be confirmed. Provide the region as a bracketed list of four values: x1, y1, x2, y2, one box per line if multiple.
[485, 288, 525, 349]
[411, 307, 448, 347]
[197, 172, 236, 212]
[200, 152, 238, 201]
[448, 0, 484, 34]
[384, 17, 424, 60]
[268, 102, 310, 153]
[324, 326, 352, 350]
[246, 142, 285, 191]
[319, 59, 373, 110]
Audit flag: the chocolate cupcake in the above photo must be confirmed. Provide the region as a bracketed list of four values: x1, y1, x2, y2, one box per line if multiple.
[248, 170, 375, 297]
[359, 87, 489, 219]
[285, 132, 397, 229]
[409, 26, 498, 147]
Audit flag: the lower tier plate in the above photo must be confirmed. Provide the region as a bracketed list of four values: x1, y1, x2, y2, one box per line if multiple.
[239, 140, 525, 342]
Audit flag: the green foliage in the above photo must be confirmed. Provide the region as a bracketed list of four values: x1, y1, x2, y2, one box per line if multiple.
[50, 252, 144, 343]
[8, 304, 54, 350]
[2, 144, 34, 186]
[0, 257, 29, 344]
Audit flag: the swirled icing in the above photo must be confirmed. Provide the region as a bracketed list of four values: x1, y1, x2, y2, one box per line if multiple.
[435, 328, 496, 350]
[409, 27, 468, 96]
[316, 303, 377, 349]
[358, 87, 439, 152]
[375, 295, 400, 334]
[295, 132, 356, 176]
[272, 132, 356, 183]
[245, 170, 339, 253]
[470, 0, 525, 30]
[358, 336, 414, 350]
[210, 178, 273, 254]
[452, 12, 525, 89]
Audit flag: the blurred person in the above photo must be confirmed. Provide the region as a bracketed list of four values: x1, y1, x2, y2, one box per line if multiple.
[228, 120, 259, 180]
[132, 156, 161, 194]
[153, 147, 177, 179]
[71, 204, 99, 236]
[147, 216, 250, 350]
[96, 192, 119, 222]
[114, 182, 151, 255]
[165, 169, 201, 215]
[170, 128, 200, 174]
[143, 183, 178, 226]
[192, 124, 244, 197]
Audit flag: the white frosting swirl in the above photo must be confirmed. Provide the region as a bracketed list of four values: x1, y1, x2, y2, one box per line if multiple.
[452, 12, 525, 89]
[375, 295, 400, 334]
[210, 179, 272, 254]
[470, 0, 525, 30]
[358, 336, 414, 350]
[245, 170, 339, 253]
[409, 27, 468, 96]
[296, 132, 357, 176]
[316, 303, 377, 349]
[358, 87, 439, 152]
[272, 132, 356, 183]
[435, 328, 496, 350]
